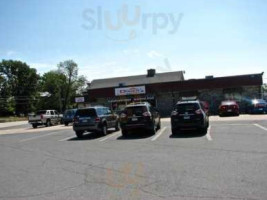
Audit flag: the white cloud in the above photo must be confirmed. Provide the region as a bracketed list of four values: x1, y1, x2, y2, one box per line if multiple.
[147, 50, 164, 58]
[123, 49, 140, 55]
[29, 63, 56, 74]
[6, 50, 17, 56]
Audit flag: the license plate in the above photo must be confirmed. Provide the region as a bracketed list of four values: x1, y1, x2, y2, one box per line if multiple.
[132, 117, 138, 121]
[184, 116, 190, 120]
[259, 108, 263, 110]
[227, 109, 232, 112]
[82, 120, 88, 123]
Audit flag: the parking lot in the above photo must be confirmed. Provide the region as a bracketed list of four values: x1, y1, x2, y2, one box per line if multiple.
[0, 115, 267, 200]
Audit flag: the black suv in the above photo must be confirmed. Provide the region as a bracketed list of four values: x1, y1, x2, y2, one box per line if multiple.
[73, 106, 119, 138]
[171, 100, 209, 134]
[119, 102, 161, 137]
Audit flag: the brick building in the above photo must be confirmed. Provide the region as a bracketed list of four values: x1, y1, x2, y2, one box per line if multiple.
[85, 69, 264, 116]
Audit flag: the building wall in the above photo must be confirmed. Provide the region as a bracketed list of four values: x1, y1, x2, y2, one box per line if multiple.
[89, 85, 262, 116]
[156, 92, 175, 116]
[87, 74, 263, 116]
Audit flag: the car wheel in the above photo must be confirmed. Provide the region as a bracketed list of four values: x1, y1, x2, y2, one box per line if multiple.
[101, 124, 107, 136]
[200, 127, 208, 134]
[171, 128, 178, 135]
[46, 119, 51, 127]
[32, 124, 37, 129]
[150, 122, 157, 135]
[122, 129, 128, 137]
[64, 122, 69, 126]
[115, 121, 120, 131]
[157, 119, 161, 130]
[75, 131, 84, 138]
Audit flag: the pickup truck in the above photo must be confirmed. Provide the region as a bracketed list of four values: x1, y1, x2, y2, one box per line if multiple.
[28, 110, 62, 128]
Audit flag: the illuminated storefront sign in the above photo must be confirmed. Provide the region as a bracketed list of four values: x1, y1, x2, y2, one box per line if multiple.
[115, 86, 146, 96]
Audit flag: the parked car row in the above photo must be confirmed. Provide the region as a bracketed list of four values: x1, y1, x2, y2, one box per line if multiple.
[28, 99, 266, 133]
[71, 99, 209, 138]
[219, 99, 267, 117]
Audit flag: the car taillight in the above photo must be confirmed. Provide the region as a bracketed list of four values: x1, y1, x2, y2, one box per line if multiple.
[95, 117, 100, 123]
[221, 106, 226, 109]
[195, 109, 202, 115]
[143, 112, 152, 117]
[171, 111, 178, 116]
[74, 116, 79, 123]
[120, 113, 127, 119]
[40, 114, 44, 119]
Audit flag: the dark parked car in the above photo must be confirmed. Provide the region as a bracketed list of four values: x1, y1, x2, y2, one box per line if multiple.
[63, 109, 77, 126]
[171, 100, 209, 134]
[73, 106, 119, 138]
[119, 102, 161, 137]
[218, 100, 239, 117]
[246, 99, 267, 114]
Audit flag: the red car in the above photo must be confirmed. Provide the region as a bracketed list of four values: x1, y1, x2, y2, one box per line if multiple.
[219, 100, 239, 117]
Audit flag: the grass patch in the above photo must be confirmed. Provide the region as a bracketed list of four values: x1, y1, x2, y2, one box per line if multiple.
[0, 117, 27, 123]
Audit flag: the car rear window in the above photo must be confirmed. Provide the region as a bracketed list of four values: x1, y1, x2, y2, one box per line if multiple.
[76, 109, 96, 117]
[221, 101, 236, 105]
[176, 103, 200, 112]
[65, 109, 76, 115]
[36, 110, 47, 115]
[252, 99, 266, 104]
[125, 106, 147, 116]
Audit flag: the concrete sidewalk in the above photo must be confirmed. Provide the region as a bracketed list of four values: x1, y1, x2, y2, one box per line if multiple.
[0, 121, 28, 128]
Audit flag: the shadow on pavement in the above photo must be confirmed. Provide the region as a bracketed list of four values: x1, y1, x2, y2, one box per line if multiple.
[170, 130, 206, 138]
[68, 130, 114, 141]
[117, 130, 154, 140]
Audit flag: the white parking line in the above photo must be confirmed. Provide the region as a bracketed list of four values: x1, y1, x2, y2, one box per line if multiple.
[59, 136, 76, 142]
[20, 131, 61, 142]
[254, 124, 267, 132]
[212, 124, 251, 126]
[206, 126, 212, 141]
[151, 127, 167, 141]
[99, 131, 121, 142]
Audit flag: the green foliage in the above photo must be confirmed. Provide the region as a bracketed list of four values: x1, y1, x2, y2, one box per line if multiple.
[37, 71, 66, 112]
[57, 60, 86, 111]
[0, 60, 39, 116]
[0, 59, 87, 115]
[37, 60, 87, 112]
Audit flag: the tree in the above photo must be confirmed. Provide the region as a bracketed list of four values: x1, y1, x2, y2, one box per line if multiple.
[37, 71, 66, 112]
[57, 60, 86, 111]
[0, 60, 39, 115]
[37, 60, 87, 112]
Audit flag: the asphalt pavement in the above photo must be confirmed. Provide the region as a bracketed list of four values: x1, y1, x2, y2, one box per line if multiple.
[0, 115, 267, 200]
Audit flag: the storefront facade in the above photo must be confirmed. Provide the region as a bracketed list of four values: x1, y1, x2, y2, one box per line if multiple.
[86, 70, 264, 116]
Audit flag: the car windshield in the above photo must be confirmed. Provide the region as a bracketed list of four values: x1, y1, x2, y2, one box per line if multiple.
[75, 109, 96, 117]
[176, 103, 200, 112]
[125, 106, 147, 116]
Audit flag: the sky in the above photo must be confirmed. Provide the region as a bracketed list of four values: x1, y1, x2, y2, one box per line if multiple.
[0, 0, 267, 83]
